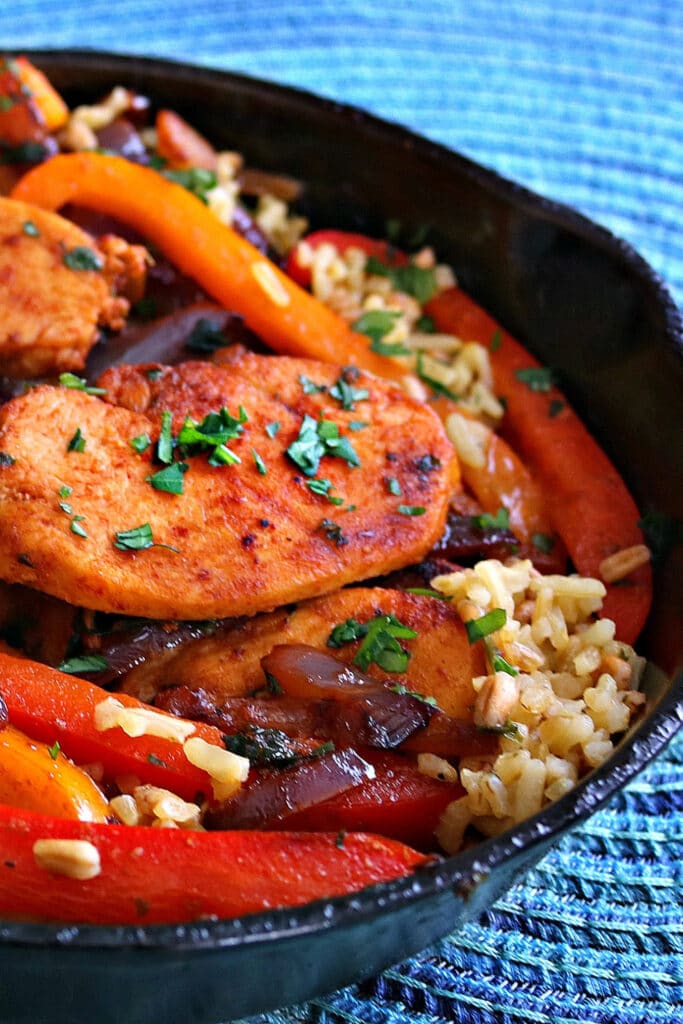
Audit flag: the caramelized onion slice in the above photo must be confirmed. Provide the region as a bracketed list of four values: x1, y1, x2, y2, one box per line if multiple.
[261, 644, 384, 700]
[205, 748, 374, 830]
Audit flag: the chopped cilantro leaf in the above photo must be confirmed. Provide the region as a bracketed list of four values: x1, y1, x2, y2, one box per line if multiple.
[548, 398, 565, 418]
[490, 329, 502, 352]
[307, 478, 344, 504]
[327, 617, 366, 647]
[354, 613, 418, 673]
[515, 367, 555, 392]
[113, 523, 179, 553]
[208, 443, 241, 466]
[146, 368, 162, 381]
[335, 830, 347, 849]
[47, 741, 61, 760]
[397, 505, 426, 516]
[157, 411, 174, 464]
[388, 683, 438, 707]
[58, 373, 107, 396]
[146, 462, 189, 495]
[223, 726, 298, 767]
[465, 608, 507, 643]
[161, 166, 217, 203]
[59, 501, 73, 515]
[299, 374, 325, 395]
[351, 310, 408, 356]
[251, 448, 267, 475]
[287, 415, 360, 477]
[329, 371, 369, 410]
[265, 421, 281, 438]
[492, 652, 519, 676]
[472, 508, 510, 531]
[348, 421, 369, 431]
[146, 753, 167, 767]
[58, 654, 108, 674]
[58, 485, 72, 499]
[478, 719, 521, 740]
[22, 220, 40, 238]
[264, 670, 282, 695]
[416, 314, 435, 333]
[130, 433, 151, 454]
[67, 428, 86, 453]
[405, 587, 451, 600]
[365, 255, 438, 304]
[386, 477, 402, 496]
[62, 246, 103, 272]
[70, 516, 87, 538]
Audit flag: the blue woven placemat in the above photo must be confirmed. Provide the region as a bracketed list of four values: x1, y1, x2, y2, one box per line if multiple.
[2, 3, 682, 1022]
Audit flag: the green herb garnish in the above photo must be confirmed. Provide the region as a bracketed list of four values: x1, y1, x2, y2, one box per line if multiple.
[317, 518, 348, 546]
[62, 246, 103, 272]
[147, 753, 167, 767]
[351, 310, 408, 356]
[70, 516, 87, 538]
[157, 410, 174, 464]
[146, 462, 189, 495]
[287, 415, 360, 477]
[252, 448, 267, 475]
[365, 255, 438, 304]
[265, 421, 281, 439]
[548, 398, 565, 418]
[465, 608, 507, 643]
[405, 587, 451, 600]
[22, 220, 40, 238]
[306, 478, 344, 505]
[472, 508, 510, 531]
[354, 613, 418, 673]
[58, 373, 107, 396]
[490, 330, 502, 352]
[47, 741, 61, 760]
[299, 374, 325, 395]
[113, 523, 179, 553]
[416, 352, 459, 400]
[388, 683, 438, 707]
[223, 726, 298, 767]
[532, 531, 555, 553]
[397, 505, 426, 516]
[515, 367, 555, 392]
[58, 654, 108, 674]
[130, 433, 151, 454]
[161, 166, 217, 203]
[329, 371, 370, 410]
[67, 428, 86, 453]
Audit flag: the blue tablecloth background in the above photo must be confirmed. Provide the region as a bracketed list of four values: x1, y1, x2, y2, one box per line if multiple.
[2, 4, 682, 1022]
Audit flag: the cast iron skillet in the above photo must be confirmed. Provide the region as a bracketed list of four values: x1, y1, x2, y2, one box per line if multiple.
[0, 50, 681, 1024]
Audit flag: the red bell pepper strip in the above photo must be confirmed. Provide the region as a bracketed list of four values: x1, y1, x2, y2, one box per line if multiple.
[282, 751, 464, 850]
[0, 652, 229, 801]
[0, 803, 428, 924]
[286, 229, 408, 289]
[425, 286, 652, 643]
[10, 154, 408, 384]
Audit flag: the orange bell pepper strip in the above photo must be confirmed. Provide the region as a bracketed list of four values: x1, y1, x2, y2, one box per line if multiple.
[155, 109, 218, 170]
[11, 153, 408, 384]
[0, 723, 110, 822]
[0, 803, 428, 924]
[0, 652, 231, 802]
[13, 57, 69, 133]
[426, 286, 652, 643]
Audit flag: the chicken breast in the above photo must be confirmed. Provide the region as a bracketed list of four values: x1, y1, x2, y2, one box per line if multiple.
[0, 197, 147, 377]
[0, 355, 454, 619]
[121, 586, 478, 718]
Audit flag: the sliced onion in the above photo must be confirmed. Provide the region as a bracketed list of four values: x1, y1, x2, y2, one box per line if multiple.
[205, 749, 374, 830]
[155, 687, 324, 736]
[261, 644, 383, 700]
[87, 619, 215, 684]
[400, 713, 500, 758]
[0, 692, 7, 731]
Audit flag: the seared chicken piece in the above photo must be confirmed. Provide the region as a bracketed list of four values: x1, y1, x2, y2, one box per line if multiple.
[0, 197, 147, 377]
[0, 356, 454, 619]
[122, 587, 478, 718]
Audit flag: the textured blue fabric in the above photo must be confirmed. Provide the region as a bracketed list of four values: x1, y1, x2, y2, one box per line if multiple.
[2, 4, 682, 1022]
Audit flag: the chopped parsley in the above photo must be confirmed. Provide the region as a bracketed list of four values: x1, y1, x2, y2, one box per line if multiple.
[348, 420, 369, 431]
[146, 753, 167, 767]
[47, 741, 61, 761]
[490, 329, 502, 352]
[58, 485, 72, 499]
[67, 428, 86, 453]
[388, 683, 438, 707]
[351, 309, 408, 356]
[22, 220, 40, 238]
[130, 433, 151, 454]
[223, 726, 299, 767]
[472, 508, 510, 531]
[265, 421, 281, 439]
[287, 414, 360, 477]
[58, 373, 107, 396]
[354, 614, 418, 673]
[492, 652, 519, 676]
[70, 516, 87, 538]
[251, 448, 267, 475]
[329, 369, 370, 410]
[479, 719, 521, 740]
[161, 166, 217, 203]
[405, 587, 451, 601]
[465, 608, 507, 643]
[514, 367, 555, 393]
[327, 617, 366, 647]
[416, 314, 435, 333]
[156, 410, 174, 464]
[185, 317, 226, 353]
[365, 255, 438, 304]
[113, 523, 179, 553]
[307, 478, 344, 505]
[58, 654, 109, 674]
[0, 452, 15, 466]
[317, 518, 348, 546]
[62, 246, 103, 272]
[299, 374, 325, 395]
[548, 398, 565, 418]
[59, 500, 73, 515]
[416, 352, 459, 400]
[397, 505, 426, 516]
[532, 531, 555, 553]
[146, 368, 162, 381]
[386, 477, 402, 496]
[146, 462, 189, 495]
[176, 406, 246, 467]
